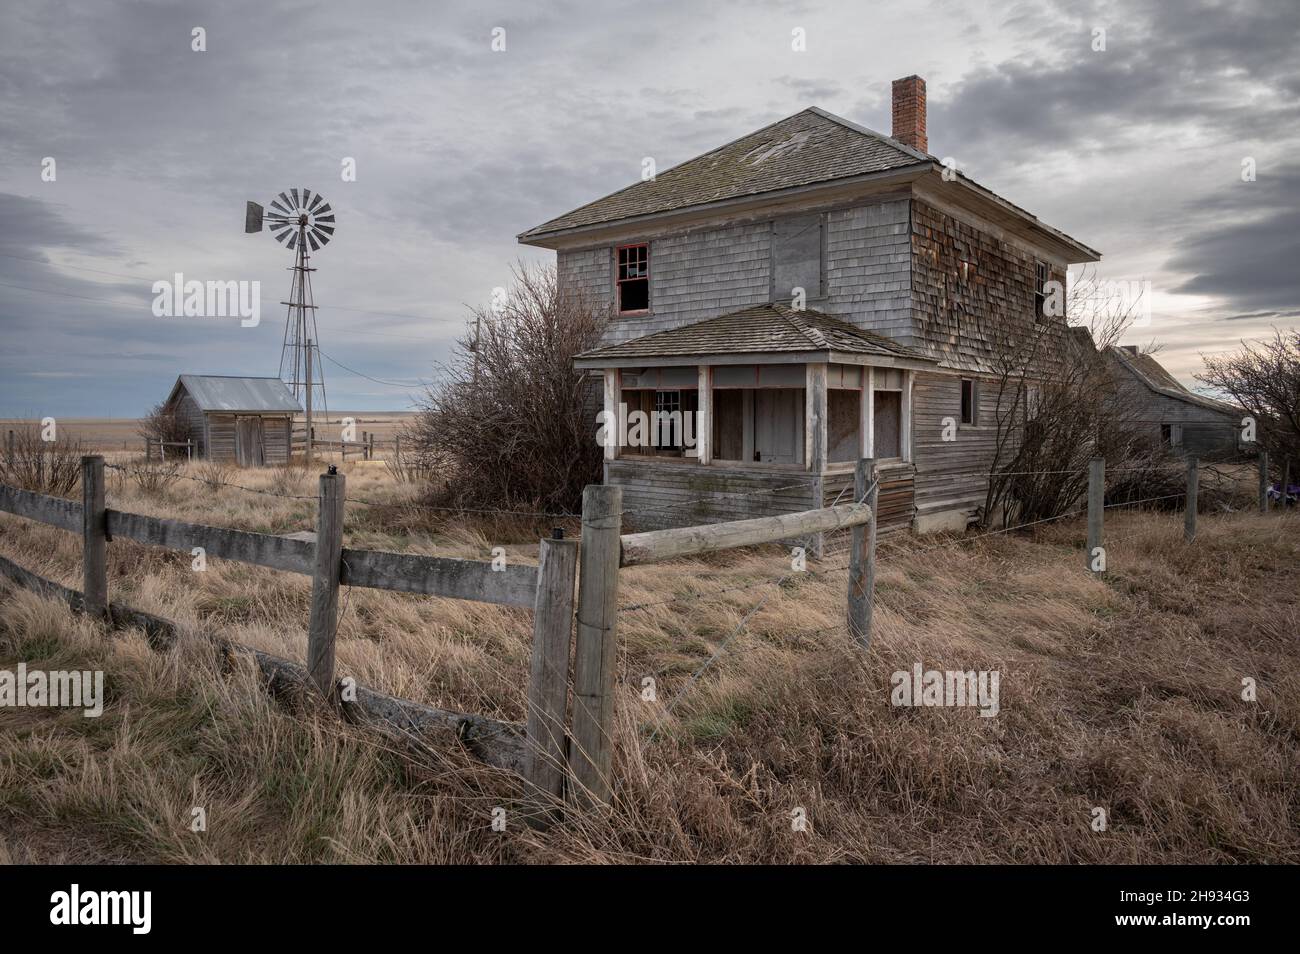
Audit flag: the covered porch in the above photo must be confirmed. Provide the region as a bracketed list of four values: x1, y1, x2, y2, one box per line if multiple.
[575, 304, 936, 534]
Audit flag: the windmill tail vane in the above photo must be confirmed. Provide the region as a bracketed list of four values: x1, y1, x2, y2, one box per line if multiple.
[244, 188, 338, 454]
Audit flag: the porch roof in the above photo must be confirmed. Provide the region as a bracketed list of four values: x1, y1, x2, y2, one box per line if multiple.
[574, 303, 935, 369]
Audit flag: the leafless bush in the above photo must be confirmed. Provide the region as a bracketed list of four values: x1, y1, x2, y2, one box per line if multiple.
[139, 401, 193, 448]
[128, 459, 181, 496]
[0, 424, 84, 496]
[1198, 328, 1300, 470]
[979, 267, 1156, 527]
[384, 431, 446, 485]
[409, 263, 610, 513]
[195, 460, 231, 491]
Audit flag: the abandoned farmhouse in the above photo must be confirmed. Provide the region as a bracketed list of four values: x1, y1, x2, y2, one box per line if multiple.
[520, 75, 1104, 533]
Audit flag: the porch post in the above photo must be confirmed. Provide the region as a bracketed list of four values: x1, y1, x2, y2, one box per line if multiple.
[602, 368, 619, 461]
[862, 367, 875, 458]
[806, 363, 828, 472]
[696, 365, 712, 465]
[807, 363, 828, 559]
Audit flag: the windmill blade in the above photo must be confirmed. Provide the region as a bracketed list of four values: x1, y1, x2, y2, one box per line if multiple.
[314, 214, 335, 224]
[308, 192, 325, 212]
[310, 226, 331, 247]
[301, 188, 313, 210]
[277, 192, 293, 212]
[270, 199, 291, 217]
[314, 224, 335, 236]
[290, 188, 301, 209]
[244, 201, 263, 233]
[315, 203, 332, 216]
[307, 231, 320, 251]
[286, 231, 298, 250]
[274, 229, 291, 245]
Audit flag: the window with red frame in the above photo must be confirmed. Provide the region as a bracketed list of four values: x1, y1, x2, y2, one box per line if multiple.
[616, 244, 649, 313]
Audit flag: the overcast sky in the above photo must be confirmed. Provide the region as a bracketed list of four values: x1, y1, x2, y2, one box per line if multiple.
[1, 0, 1297, 417]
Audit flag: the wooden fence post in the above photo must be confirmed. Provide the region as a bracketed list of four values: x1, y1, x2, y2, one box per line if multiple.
[1258, 450, 1269, 513]
[525, 531, 579, 809]
[569, 484, 622, 809]
[847, 458, 877, 647]
[368, 433, 375, 461]
[81, 455, 107, 618]
[306, 468, 345, 699]
[1184, 456, 1198, 543]
[5, 429, 13, 462]
[1087, 456, 1104, 574]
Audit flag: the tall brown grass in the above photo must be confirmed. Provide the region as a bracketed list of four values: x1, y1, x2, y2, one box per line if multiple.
[0, 461, 1296, 863]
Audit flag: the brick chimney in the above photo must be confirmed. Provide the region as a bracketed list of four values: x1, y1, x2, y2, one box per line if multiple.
[891, 75, 927, 153]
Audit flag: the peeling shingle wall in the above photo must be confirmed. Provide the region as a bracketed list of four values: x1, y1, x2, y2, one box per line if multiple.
[909, 198, 1066, 374]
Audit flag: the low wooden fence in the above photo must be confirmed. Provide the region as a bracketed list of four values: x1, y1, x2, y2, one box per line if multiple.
[0, 455, 879, 815]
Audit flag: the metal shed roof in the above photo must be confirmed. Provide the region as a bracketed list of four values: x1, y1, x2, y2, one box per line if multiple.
[171, 375, 302, 414]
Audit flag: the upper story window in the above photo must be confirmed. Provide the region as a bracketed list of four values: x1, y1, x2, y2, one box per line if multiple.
[1034, 261, 1049, 322]
[771, 214, 824, 305]
[616, 244, 650, 313]
[960, 377, 978, 425]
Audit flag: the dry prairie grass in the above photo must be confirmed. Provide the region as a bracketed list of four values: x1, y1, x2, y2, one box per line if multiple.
[0, 461, 1296, 863]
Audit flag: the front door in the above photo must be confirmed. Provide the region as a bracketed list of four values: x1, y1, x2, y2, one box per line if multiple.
[235, 416, 265, 467]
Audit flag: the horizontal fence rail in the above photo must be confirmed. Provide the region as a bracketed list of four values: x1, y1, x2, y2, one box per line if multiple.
[341, 548, 538, 608]
[619, 501, 873, 567]
[107, 510, 316, 575]
[0, 483, 82, 533]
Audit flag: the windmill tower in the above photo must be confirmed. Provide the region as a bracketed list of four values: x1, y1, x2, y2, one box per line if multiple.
[244, 189, 336, 456]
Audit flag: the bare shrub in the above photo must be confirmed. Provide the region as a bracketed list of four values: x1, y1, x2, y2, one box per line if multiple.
[128, 459, 181, 496]
[979, 267, 1155, 527]
[0, 424, 84, 496]
[1198, 328, 1300, 471]
[409, 263, 610, 513]
[195, 460, 231, 491]
[139, 401, 194, 451]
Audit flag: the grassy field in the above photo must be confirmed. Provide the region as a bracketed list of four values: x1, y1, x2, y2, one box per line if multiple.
[0, 456, 1297, 864]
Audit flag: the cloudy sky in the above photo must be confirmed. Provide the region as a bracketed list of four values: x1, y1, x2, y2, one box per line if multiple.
[1, 0, 1296, 417]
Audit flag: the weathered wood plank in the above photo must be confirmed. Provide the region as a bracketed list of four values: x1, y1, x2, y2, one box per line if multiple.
[0, 551, 527, 775]
[307, 471, 344, 699]
[570, 485, 622, 809]
[81, 456, 107, 617]
[0, 483, 82, 532]
[106, 510, 315, 575]
[525, 535, 578, 808]
[340, 548, 538, 607]
[620, 501, 872, 567]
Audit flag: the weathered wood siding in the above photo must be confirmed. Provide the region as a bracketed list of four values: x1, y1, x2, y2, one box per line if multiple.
[912, 370, 1000, 526]
[822, 463, 915, 537]
[1106, 356, 1240, 458]
[910, 197, 1068, 374]
[175, 392, 207, 455]
[207, 414, 238, 463]
[607, 459, 818, 532]
[559, 196, 915, 348]
[263, 416, 292, 465]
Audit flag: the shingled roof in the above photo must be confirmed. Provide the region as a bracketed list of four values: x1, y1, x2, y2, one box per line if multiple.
[575, 304, 933, 365]
[1108, 348, 1238, 415]
[521, 107, 929, 240]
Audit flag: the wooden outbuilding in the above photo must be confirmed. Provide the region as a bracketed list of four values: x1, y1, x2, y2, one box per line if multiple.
[163, 375, 301, 466]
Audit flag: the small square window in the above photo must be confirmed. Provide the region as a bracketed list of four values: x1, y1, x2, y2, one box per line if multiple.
[960, 378, 977, 425]
[617, 244, 649, 313]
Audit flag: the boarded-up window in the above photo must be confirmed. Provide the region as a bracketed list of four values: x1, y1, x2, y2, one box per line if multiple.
[828, 390, 860, 462]
[754, 388, 805, 464]
[712, 389, 745, 461]
[874, 391, 901, 458]
[771, 214, 823, 303]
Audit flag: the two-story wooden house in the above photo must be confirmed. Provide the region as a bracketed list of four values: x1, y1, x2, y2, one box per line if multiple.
[519, 76, 1100, 533]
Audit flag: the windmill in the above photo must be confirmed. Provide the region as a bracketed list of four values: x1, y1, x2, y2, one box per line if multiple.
[244, 189, 336, 456]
